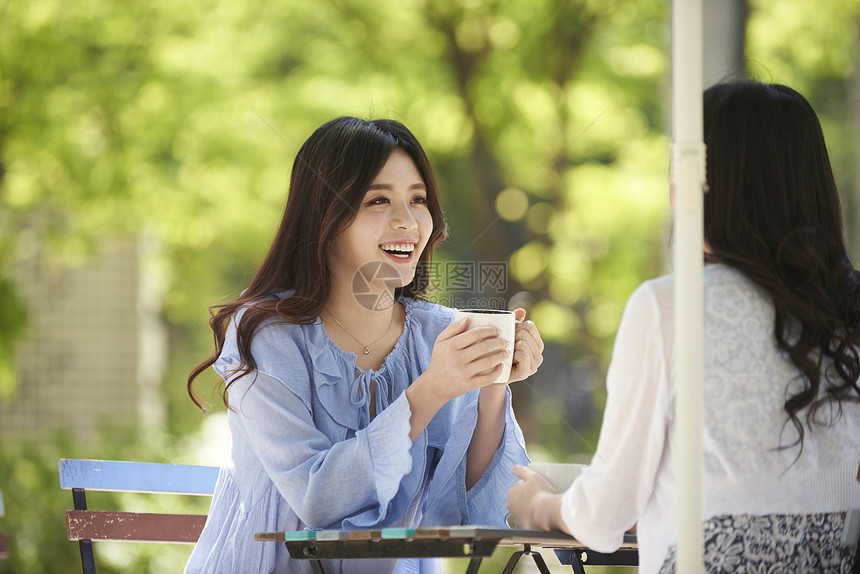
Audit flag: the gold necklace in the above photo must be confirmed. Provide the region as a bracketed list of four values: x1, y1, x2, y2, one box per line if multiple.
[326, 309, 396, 355]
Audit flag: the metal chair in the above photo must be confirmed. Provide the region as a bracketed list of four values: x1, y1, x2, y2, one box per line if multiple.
[59, 458, 219, 574]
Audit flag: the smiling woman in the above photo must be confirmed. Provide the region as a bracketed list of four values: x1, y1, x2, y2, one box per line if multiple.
[184, 117, 544, 574]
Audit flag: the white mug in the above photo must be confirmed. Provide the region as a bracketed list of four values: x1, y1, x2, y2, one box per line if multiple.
[453, 309, 516, 384]
[527, 462, 587, 492]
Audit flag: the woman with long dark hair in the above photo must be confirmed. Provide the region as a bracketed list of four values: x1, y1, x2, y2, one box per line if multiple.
[185, 117, 542, 573]
[507, 82, 860, 573]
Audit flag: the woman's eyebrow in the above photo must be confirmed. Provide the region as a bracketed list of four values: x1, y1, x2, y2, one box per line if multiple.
[366, 182, 427, 191]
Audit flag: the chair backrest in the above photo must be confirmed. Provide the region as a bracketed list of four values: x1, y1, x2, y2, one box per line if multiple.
[58, 458, 219, 574]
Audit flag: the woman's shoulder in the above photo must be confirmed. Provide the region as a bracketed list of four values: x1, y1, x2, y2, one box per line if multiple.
[632, 264, 754, 302]
[216, 293, 318, 379]
[628, 272, 674, 311]
[621, 265, 770, 334]
[234, 293, 312, 346]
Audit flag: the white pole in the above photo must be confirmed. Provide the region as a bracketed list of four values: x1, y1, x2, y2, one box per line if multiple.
[672, 0, 705, 572]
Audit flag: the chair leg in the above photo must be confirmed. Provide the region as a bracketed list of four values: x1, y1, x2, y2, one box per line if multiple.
[464, 557, 484, 574]
[500, 549, 526, 574]
[78, 540, 97, 574]
[528, 550, 552, 574]
[569, 550, 586, 574]
[500, 544, 552, 574]
[309, 560, 326, 574]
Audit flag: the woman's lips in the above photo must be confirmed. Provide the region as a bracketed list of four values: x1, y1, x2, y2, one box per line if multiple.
[380, 247, 415, 263]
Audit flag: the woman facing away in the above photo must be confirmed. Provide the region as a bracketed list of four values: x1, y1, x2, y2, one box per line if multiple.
[184, 117, 543, 574]
[507, 81, 860, 573]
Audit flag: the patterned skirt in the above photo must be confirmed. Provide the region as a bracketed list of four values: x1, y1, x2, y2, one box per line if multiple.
[658, 512, 857, 573]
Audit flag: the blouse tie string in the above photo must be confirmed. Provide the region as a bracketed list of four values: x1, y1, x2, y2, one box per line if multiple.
[349, 370, 391, 428]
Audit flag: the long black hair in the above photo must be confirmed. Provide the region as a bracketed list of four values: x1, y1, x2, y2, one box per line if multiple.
[702, 81, 860, 454]
[187, 117, 448, 409]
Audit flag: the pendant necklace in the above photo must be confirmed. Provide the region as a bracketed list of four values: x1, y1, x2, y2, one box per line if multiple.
[327, 309, 396, 355]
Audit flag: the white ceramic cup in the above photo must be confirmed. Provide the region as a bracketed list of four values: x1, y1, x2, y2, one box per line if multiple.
[527, 462, 587, 492]
[453, 308, 516, 384]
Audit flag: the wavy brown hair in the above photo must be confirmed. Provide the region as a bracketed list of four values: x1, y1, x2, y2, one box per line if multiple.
[702, 82, 860, 455]
[187, 117, 448, 409]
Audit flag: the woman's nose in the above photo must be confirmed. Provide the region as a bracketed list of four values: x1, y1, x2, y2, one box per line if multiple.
[392, 198, 418, 229]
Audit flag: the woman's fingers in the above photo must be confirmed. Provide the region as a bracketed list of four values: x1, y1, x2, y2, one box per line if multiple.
[507, 465, 561, 530]
[514, 332, 539, 361]
[471, 351, 508, 376]
[511, 311, 545, 364]
[451, 324, 505, 350]
[450, 326, 510, 366]
[512, 464, 532, 480]
[431, 326, 508, 383]
[436, 317, 472, 342]
[507, 465, 541, 528]
[516, 320, 544, 353]
[509, 320, 544, 382]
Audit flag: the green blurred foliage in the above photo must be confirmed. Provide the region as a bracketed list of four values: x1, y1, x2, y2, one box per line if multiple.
[0, 425, 216, 573]
[1, 0, 859, 571]
[0, 0, 672, 449]
[0, 278, 26, 400]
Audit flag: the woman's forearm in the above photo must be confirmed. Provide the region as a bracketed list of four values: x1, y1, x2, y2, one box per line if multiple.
[465, 384, 507, 489]
[405, 373, 446, 441]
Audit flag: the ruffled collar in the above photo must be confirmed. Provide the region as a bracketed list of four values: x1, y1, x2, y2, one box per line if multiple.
[304, 299, 418, 430]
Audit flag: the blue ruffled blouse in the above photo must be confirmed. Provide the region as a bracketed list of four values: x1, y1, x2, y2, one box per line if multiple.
[184, 297, 529, 574]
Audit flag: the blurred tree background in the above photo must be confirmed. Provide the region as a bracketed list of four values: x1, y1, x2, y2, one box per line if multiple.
[1, 0, 858, 571]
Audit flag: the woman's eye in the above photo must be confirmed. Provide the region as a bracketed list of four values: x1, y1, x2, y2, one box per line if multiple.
[413, 196, 428, 205]
[367, 196, 389, 205]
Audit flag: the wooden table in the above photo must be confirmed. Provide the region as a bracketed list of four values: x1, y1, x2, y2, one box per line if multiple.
[255, 526, 638, 573]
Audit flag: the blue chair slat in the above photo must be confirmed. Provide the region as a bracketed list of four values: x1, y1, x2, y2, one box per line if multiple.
[58, 458, 219, 495]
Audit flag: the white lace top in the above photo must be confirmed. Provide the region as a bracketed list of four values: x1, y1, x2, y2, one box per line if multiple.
[560, 264, 860, 574]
